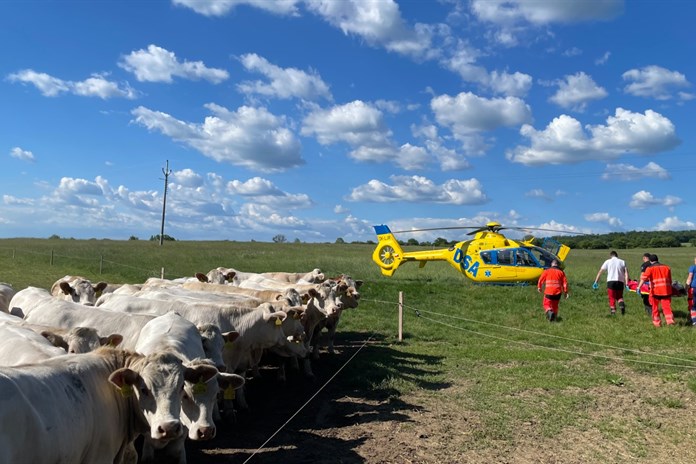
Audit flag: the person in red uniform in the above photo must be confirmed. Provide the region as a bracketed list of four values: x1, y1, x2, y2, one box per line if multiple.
[537, 259, 569, 322]
[637, 254, 674, 327]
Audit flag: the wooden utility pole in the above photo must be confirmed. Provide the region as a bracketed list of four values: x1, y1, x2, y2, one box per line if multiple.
[159, 160, 172, 246]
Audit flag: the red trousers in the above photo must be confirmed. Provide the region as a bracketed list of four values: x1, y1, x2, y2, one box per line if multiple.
[543, 295, 560, 315]
[651, 295, 674, 327]
[607, 288, 624, 309]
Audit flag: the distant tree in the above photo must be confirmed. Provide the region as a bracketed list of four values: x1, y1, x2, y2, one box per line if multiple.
[128, 235, 139, 241]
[272, 234, 287, 243]
[48, 234, 61, 240]
[433, 237, 449, 247]
[294, 238, 301, 244]
[149, 234, 176, 242]
[406, 238, 420, 246]
[335, 237, 345, 244]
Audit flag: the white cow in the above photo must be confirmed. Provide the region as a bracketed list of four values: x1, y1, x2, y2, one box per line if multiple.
[0, 347, 213, 464]
[135, 312, 245, 462]
[0, 321, 67, 365]
[20, 291, 157, 350]
[0, 282, 16, 313]
[51, 275, 108, 305]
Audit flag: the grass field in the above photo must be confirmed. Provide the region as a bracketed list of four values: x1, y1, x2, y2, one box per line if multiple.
[3, 239, 696, 462]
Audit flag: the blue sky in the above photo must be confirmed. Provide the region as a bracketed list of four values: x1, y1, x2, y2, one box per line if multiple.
[1, 0, 694, 243]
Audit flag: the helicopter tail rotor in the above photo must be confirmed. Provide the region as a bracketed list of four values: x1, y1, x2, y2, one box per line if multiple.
[372, 225, 406, 276]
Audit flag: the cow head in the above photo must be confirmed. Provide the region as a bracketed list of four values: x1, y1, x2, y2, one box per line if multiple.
[59, 279, 108, 306]
[41, 326, 123, 353]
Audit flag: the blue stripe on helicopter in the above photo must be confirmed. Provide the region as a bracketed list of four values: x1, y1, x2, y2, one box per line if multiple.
[374, 225, 391, 235]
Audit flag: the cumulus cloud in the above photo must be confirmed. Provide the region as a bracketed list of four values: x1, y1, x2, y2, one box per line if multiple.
[655, 216, 696, 231]
[119, 45, 229, 84]
[172, 0, 300, 17]
[10, 147, 35, 162]
[301, 100, 429, 170]
[584, 212, 623, 227]
[237, 53, 331, 101]
[622, 65, 693, 101]
[506, 108, 680, 165]
[601, 162, 670, 181]
[549, 72, 608, 111]
[7, 70, 138, 99]
[347, 175, 488, 205]
[525, 189, 552, 201]
[629, 190, 681, 209]
[131, 103, 304, 173]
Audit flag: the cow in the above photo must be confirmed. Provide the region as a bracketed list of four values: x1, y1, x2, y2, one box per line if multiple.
[0, 321, 67, 365]
[135, 312, 245, 462]
[311, 275, 363, 356]
[0, 346, 211, 464]
[0, 282, 16, 313]
[51, 275, 108, 306]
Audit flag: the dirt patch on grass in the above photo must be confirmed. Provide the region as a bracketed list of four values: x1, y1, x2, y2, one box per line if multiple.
[185, 340, 696, 464]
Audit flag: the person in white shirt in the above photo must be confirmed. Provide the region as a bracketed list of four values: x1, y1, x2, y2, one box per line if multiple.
[594, 250, 630, 315]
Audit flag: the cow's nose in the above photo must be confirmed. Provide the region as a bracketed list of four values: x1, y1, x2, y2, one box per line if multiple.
[196, 425, 216, 440]
[156, 420, 182, 439]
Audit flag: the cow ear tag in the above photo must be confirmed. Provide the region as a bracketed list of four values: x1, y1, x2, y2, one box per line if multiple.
[224, 386, 236, 400]
[275, 318, 282, 326]
[120, 384, 134, 398]
[193, 380, 207, 395]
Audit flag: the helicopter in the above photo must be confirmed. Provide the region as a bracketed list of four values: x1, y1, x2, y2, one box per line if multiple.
[371, 222, 571, 284]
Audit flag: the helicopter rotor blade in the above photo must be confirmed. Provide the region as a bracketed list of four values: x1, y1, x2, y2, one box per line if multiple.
[391, 226, 482, 234]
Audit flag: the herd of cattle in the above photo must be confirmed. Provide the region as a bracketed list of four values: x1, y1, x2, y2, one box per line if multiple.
[0, 267, 363, 463]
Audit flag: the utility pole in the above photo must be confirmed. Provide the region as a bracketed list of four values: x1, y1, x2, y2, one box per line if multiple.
[159, 160, 172, 246]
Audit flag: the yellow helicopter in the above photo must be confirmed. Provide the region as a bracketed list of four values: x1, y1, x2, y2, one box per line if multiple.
[372, 222, 571, 284]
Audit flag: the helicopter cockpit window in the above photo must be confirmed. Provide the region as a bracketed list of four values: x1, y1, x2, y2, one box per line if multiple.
[497, 249, 513, 265]
[480, 251, 492, 264]
[515, 248, 537, 266]
[530, 246, 557, 268]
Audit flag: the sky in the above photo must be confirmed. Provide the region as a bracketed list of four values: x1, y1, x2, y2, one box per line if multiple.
[1, 0, 694, 243]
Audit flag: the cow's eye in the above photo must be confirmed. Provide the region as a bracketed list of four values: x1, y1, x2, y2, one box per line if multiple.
[140, 387, 149, 397]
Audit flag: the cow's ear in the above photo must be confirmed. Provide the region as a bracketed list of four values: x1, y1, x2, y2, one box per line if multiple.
[217, 372, 245, 390]
[41, 331, 68, 350]
[355, 280, 363, 289]
[101, 334, 123, 347]
[59, 281, 74, 296]
[109, 368, 139, 389]
[184, 363, 218, 384]
[94, 282, 108, 292]
[195, 273, 208, 282]
[225, 272, 236, 282]
[223, 331, 240, 343]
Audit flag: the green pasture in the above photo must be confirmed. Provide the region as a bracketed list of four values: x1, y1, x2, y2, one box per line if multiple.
[2, 239, 696, 457]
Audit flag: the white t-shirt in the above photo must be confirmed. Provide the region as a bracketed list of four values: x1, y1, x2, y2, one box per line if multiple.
[601, 256, 627, 282]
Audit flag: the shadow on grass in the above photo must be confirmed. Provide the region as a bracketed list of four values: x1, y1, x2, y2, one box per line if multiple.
[185, 331, 448, 463]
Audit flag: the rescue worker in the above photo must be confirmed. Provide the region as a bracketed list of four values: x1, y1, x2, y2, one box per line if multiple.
[593, 250, 629, 315]
[684, 256, 696, 325]
[537, 259, 569, 322]
[637, 254, 674, 327]
[639, 252, 653, 316]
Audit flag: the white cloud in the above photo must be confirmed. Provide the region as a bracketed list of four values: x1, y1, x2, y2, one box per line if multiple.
[655, 216, 696, 231]
[584, 212, 623, 227]
[601, 162, 670, 181]
[595, 51, 611, 65]
[7, 70, 137, 99]
[171, 169, 204, 188]
[629, 190, 681, 209]
[347, 175, 488, 205]
[227, 177, 312, 209]
[119, 44, 229, 84]
[525, 189, 552, 201]
[549, 72, 608, 111]
[431, 91, 532, 137]
[9, 147, 35, 162]
[622, 65, 692, 101]
[172, 0, 300, 17]
[507, 108, 680, 165]
[303, 0, 436, 59]
[131, 103, 304, 173]
[237, 53, 331, 101]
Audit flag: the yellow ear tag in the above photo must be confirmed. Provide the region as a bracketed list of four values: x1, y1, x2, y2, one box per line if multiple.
[224, 386, 236, 400]
[120, 384, 133, 398]
[275, 318, 282, 326]
[193, 380, 207, 395]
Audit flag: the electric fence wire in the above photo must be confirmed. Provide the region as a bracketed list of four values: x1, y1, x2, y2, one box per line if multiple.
[363, 297, 696, 369]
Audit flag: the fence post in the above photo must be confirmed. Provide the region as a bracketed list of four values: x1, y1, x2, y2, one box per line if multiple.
[50, 249, 54, 266]
[12, 248, 15, 259]
[398, 291, 403, 342]
[161, 267, 165, 279]
[99, 255, 104, 274]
